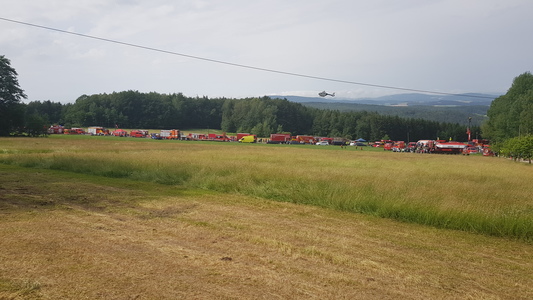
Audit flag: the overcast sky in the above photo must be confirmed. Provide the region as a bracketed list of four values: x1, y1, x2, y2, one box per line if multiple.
[1, 0, 532, 103]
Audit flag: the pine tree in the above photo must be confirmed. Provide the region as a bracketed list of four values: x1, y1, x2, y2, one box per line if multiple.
[0, 55, 27, 135]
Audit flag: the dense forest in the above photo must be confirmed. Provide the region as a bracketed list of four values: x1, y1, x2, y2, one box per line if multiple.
[23, 91, 476, 142]
[302, 102, 488, 127]
[483, 72, 533, 143]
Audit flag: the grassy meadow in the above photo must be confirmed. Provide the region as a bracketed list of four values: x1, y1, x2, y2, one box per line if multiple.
[1, 135, 532, 241]
[1, 135, 532, 299]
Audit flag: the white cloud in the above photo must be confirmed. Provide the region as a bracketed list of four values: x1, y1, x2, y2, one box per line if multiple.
[1, 0, 532, 103]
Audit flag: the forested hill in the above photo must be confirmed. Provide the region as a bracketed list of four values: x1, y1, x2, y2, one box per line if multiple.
[25, 91, 479, 142]
[268, 93, 497, 126]
[271, 93, 497, 106]
[297, 102, 488, 126]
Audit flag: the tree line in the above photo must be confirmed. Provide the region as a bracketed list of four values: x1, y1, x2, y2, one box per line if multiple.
[2, 53, 481, 141]
[5, 53, 533, 155]
[18, 91, 474, 142]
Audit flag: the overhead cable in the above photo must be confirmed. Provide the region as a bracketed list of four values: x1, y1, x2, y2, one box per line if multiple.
[0, 17, 495, 99]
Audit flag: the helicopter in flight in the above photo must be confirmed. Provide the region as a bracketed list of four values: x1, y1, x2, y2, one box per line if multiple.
[318, 91, 335, 97]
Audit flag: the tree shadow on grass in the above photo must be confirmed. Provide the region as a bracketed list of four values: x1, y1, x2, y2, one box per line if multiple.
[0, 168, 142, 213]
[0, 166, 196, 220]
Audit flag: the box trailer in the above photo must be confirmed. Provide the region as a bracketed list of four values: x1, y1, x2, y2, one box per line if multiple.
[268, 133, 291, 144]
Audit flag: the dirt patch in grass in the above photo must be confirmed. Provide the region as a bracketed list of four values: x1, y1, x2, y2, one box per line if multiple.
[0, 164, 532, 299]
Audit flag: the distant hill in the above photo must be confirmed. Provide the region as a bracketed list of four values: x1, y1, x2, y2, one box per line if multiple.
[268, 93, 499, 126]
[269, 93, 498, 106]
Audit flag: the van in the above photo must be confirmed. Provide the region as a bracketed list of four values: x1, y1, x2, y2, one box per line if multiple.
[239, 135, 257, 143]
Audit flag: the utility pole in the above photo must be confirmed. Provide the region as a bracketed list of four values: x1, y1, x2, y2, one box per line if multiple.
[467, 117, 472, 142]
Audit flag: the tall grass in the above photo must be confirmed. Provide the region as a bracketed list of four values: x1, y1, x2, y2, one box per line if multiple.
[1, 136, 532, 241]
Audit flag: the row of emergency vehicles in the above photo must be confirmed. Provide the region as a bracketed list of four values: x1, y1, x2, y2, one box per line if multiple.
[48, 125, 493, 154]
[374, 139, 493, 156]
[48, 125, 258, 142]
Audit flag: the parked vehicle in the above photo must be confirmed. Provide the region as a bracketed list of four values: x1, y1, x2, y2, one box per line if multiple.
[349, 141, 367, 146]
[150, 133, 162, 140]
[87, 127, 109, 136]
[112, 129, 128, 137]
[417, 140, 466, 154]
[48, 125, 64, 134]
[268, 133, 291, 144]
[207, 133, 230, 142]
[316, 141, 329, 145]
[432, 140, 467, 154]
[331, 137, 348, 146]
[462, 147, 478, 155]
[160, 129, 180, 140]
[188, 133, 207, 140]
[482, 147, 494, 156]
[239, 135, 257, 143]
[64, 128, 86, 135]
[407, 142, 417, 152]
[237, 133, 251, 140]
[130, 130, 148, 138]
[296, 135, 317, 144]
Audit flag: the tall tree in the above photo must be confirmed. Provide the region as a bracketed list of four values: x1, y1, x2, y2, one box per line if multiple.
[483, 72, 533, 143]
[0, 55, 27, 135]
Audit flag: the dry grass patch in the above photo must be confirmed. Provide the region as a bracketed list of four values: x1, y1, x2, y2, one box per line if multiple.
[1, 164, 532, 299]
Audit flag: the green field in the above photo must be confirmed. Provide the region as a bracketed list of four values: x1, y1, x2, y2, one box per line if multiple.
[1, 135, 532, 299]
[2, 135, 531, 241]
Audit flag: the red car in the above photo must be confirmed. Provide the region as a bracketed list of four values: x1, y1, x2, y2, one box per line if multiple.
[462, 147, 478, 155]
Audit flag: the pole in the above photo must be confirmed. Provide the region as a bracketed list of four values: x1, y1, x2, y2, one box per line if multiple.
[468, 117, 472, 142]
